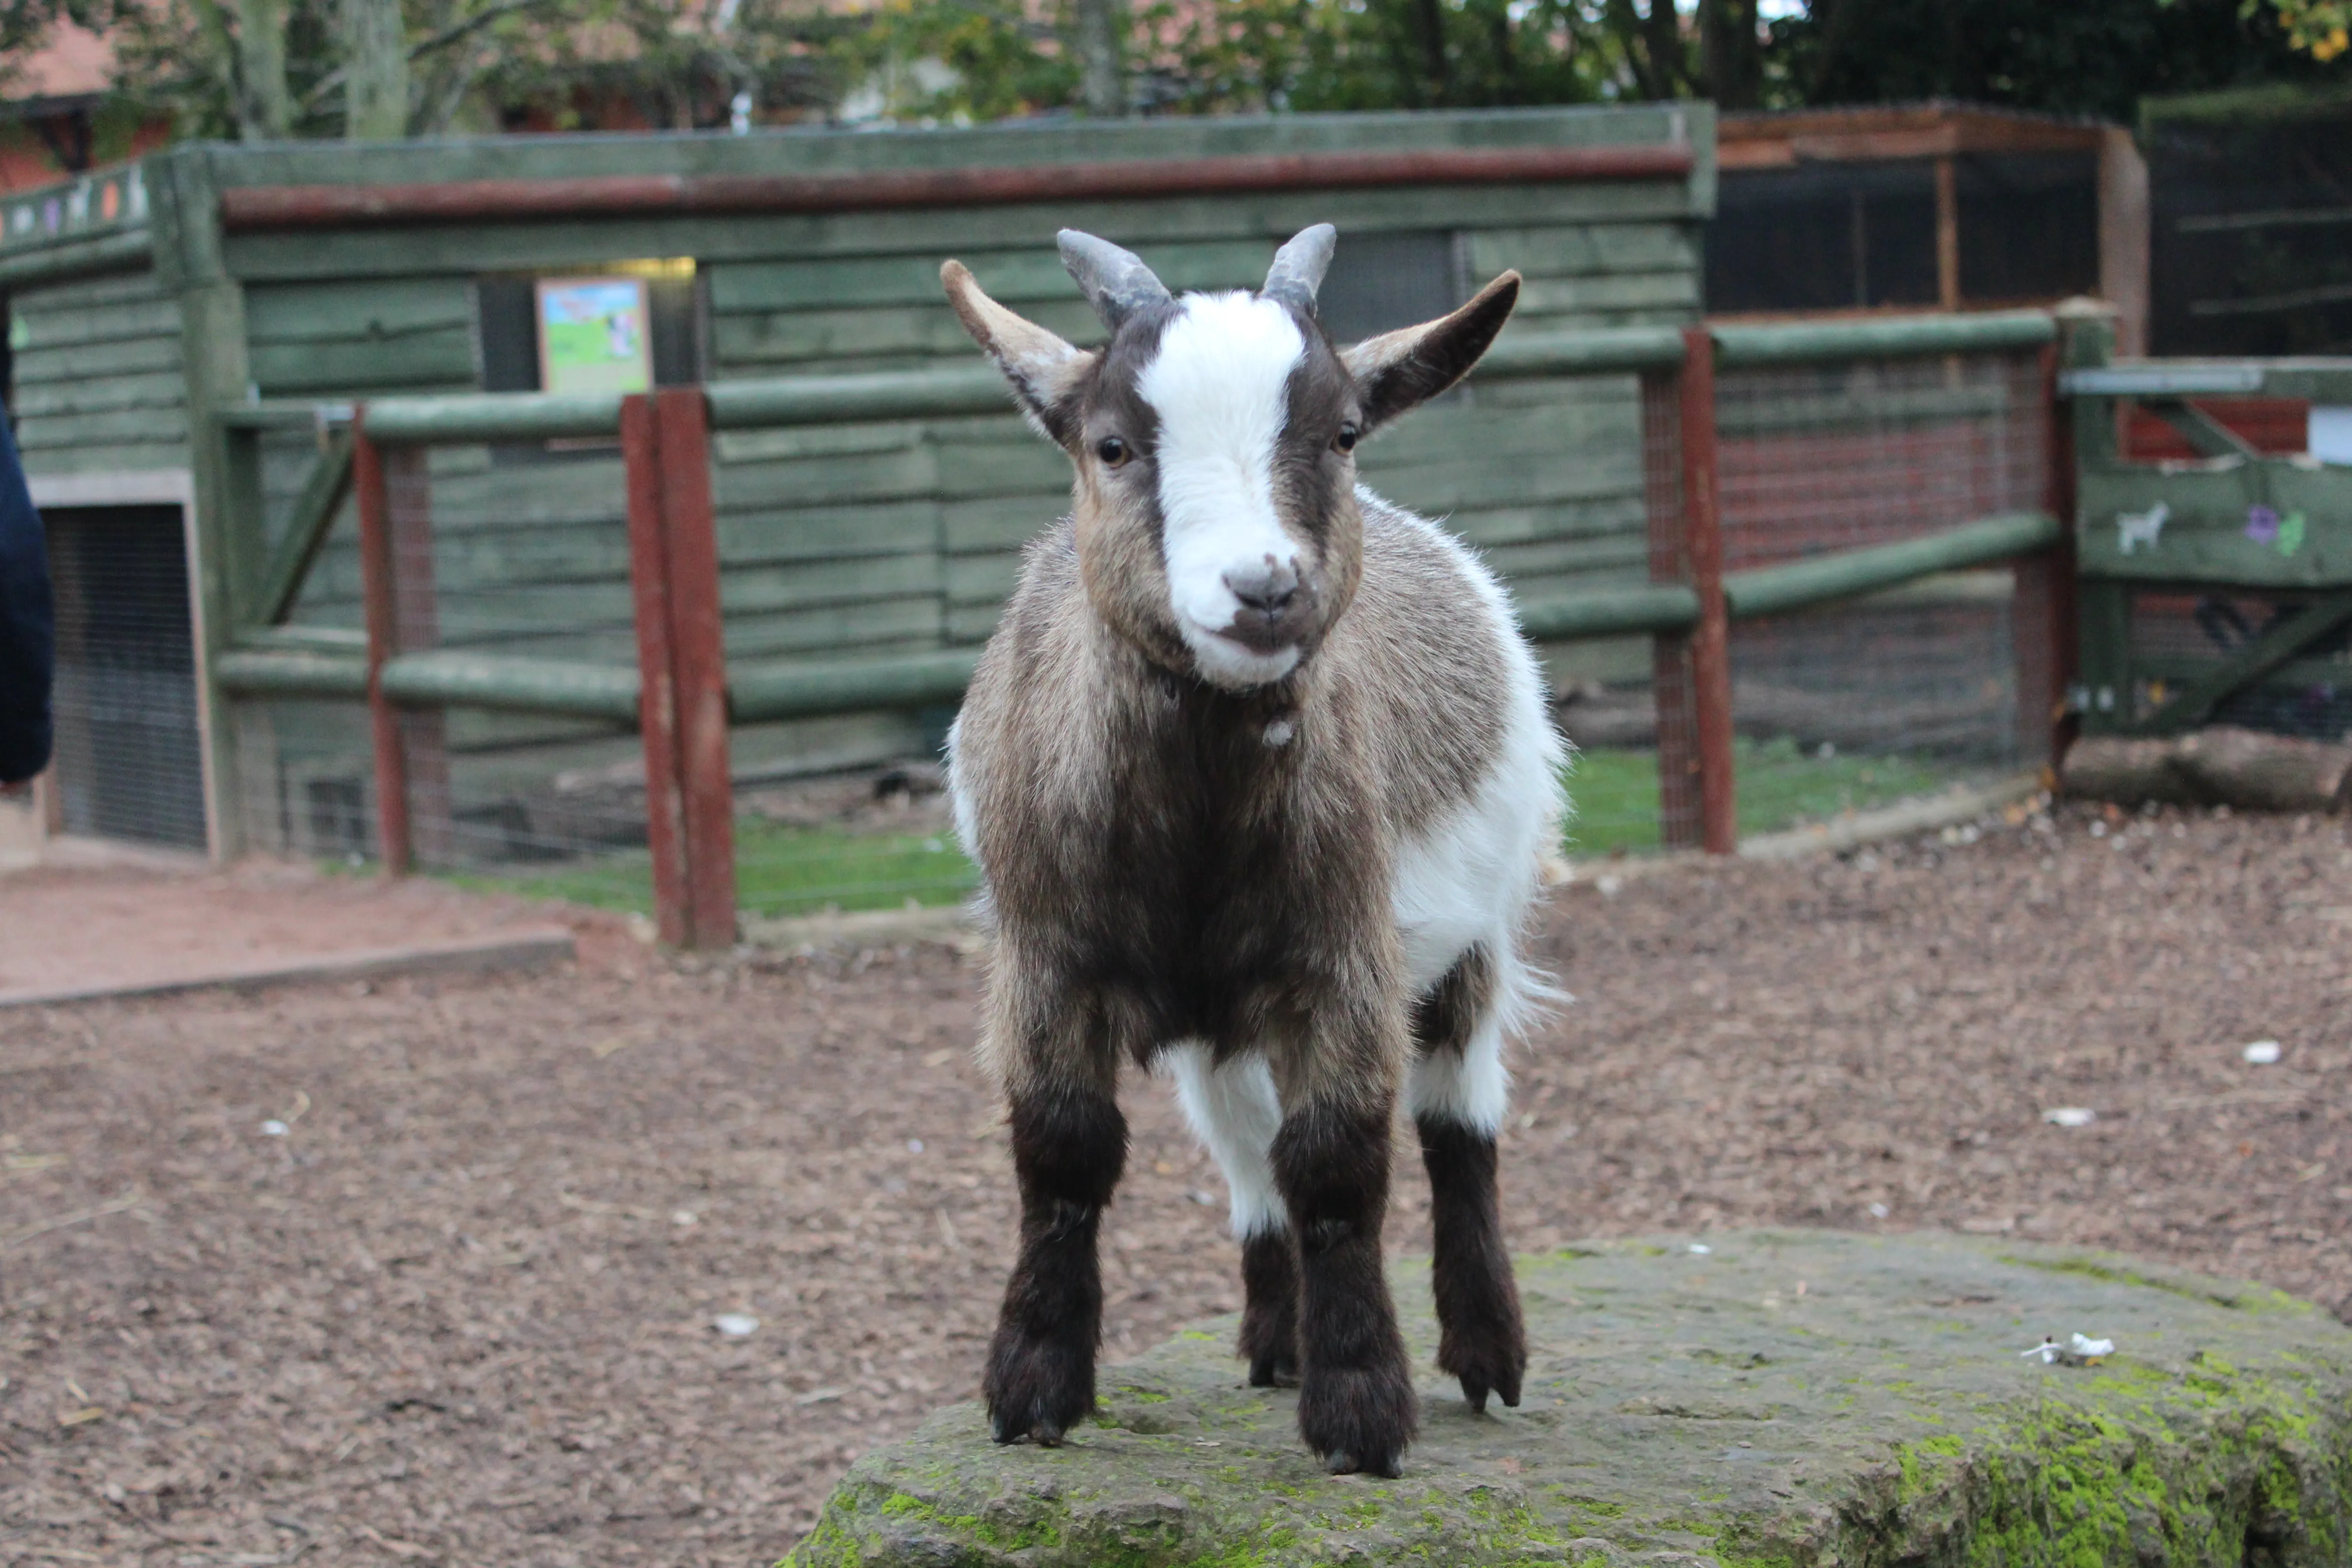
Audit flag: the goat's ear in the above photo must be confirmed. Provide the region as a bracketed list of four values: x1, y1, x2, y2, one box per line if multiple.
[1341, 271, 1520, 430]
[942, 260, 1094, 446]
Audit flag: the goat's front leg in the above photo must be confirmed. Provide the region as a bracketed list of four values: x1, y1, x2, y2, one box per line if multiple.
[1271, 1008, 1417, 1476]
[983, 994, 1126, 1446]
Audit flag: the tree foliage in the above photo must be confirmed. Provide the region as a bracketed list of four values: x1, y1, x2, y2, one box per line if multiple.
[4, 0, 2343, 144]
[2256, 0, 2348, 59]
[1768, 0, 2332, 122]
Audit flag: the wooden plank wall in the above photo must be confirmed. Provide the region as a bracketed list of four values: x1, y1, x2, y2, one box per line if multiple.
[9, 268, 188, 475]
[223, 201, 1698, 804]
[181, 110, 1709, 839]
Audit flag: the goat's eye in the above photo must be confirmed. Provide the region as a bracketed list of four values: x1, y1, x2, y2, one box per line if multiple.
[1333, 423, 1359, 454]
[1096, 436, 1129, 468]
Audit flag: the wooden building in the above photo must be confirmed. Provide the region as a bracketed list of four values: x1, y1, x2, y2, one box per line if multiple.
[1713, 103, 2150, 354]
[0, 106, 1712, 861]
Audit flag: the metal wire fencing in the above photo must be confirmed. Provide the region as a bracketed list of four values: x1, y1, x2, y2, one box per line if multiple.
[216, 316, 2064, 940]
[44, 503, 211, 852]
[1555, 343, 2053, 858]
[1716, 348, 2048, 836]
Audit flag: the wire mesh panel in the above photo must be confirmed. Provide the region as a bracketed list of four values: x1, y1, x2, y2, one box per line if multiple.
[45, 505, 208, 851]
[1715, 350, 2048, 834]
[1555, 366, 1690, 858]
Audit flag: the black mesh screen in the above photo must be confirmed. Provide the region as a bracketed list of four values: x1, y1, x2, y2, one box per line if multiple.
[1956, 152, 2099, 304]
[1708, 161, 1941, 314]
[2149, 107, 2352, 356]
[45, 505, 207, 850]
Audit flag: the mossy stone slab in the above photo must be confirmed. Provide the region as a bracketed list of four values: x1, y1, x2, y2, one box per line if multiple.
[786, 1230, 2352, 1567]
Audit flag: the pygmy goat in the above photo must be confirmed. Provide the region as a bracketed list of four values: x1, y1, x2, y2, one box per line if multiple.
[941, 225, 1564, 1477]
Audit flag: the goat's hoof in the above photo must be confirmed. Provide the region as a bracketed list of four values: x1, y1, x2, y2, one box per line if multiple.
[1298, 1361, 1416, 1480]
[1440, 1338, 1524, 1414]
[1456, 1367, 1521, 1413]
[984, 1332, 1094, 1447]
[987, 1407, 1073, 1446]
[1248, 1351, 1300, 1388]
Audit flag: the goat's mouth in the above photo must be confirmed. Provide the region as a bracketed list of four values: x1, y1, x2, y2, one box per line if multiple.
[1177, 616, 1305, 688]
[1214, 611, 1301, 657]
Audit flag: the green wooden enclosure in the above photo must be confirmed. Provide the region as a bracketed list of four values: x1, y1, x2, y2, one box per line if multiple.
[2061, 323, 2352, 740]
[0, 107, 1713, 859]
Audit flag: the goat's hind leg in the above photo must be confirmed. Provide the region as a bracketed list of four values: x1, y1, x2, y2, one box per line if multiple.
[983, 993, 1126, 1447]
[1165, 1044, 1297, 1386]
[1409, 946, 1526, 1413]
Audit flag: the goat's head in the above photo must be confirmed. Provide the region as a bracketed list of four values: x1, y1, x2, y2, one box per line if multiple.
[942, 227, 1520, 691]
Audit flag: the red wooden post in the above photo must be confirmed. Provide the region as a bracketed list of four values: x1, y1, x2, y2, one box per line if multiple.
[1640, 367, 1703, 852]
[352, 412, 412, 877]
[384, 444, 451, 866]
[2014, 340, 2080, 772]
[655, 387, 737, 949]
[1680, 325, 1738, 855]
[623, 394, 695, 947]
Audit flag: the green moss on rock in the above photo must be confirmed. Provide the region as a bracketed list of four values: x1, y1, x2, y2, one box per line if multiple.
[784, 1231, 2352, 1566]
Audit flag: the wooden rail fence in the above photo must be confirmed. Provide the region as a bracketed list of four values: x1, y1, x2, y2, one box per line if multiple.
[216, 309, 2067, 947]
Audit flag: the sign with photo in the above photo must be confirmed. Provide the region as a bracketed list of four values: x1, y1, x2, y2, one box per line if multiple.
[535, 277, 652, 396]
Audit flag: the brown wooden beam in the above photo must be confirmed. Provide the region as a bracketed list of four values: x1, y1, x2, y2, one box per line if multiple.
[622, 394, 694, 949]
[352, 415, 411, 877]
[1641, 366, 1704, 853]
[1678, 325, 1737, 855]
[1935, 156, 1961, 312]
[216, 144, 1695, 230]
[655, 387, 737, 951]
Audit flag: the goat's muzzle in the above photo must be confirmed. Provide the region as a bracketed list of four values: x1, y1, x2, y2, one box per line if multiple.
[1219, 557, 1317, 654]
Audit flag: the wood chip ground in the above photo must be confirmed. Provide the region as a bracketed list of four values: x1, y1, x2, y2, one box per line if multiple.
[3, 802, 2348, 1566]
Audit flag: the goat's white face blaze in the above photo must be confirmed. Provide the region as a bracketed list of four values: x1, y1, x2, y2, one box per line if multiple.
[1135, 292, 1311, 690]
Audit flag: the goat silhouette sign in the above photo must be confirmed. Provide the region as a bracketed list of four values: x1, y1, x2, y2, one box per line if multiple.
[938, 227, 1565, 1478]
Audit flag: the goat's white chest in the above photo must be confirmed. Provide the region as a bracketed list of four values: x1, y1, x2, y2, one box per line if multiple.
[1387, 696, 1560, 993]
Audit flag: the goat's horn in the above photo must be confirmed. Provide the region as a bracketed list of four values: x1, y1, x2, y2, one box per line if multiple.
[1262, 224, 1336, 315]
[1058, 230, 1171, 329]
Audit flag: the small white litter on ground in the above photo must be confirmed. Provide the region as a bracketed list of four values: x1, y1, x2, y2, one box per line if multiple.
[2043, 1107, 2097, 1128]
[2243, 1040, 2283, 1065]
[1688, 1243, 1712, 1254]
[2022, 1332, 2115, 1366]
[714, 1313, 760, 1338]
[260, 1120, 289, 1137]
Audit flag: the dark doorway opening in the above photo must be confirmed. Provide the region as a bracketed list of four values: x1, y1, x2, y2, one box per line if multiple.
[45, 505, 208, 851]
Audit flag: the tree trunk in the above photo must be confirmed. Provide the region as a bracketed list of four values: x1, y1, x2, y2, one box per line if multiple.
[1073, 0, 1126, 117]
[1413, 0, 1453, 99]
[229, 0, 294, 139]
[2062, 728, 2352, 813]
[1642, 0, 1686, 98]
[342, 0, 412, 139]
[1700, 0, 1761, 109]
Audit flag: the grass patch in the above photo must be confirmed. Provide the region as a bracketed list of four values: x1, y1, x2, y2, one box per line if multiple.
[444, 740, 1965, 918]
[1565, 738, 1960, 857]
[446, 818, 979, 919]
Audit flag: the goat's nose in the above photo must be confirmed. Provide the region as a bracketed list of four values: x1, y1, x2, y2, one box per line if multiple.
[1225, 556, 1299, 615]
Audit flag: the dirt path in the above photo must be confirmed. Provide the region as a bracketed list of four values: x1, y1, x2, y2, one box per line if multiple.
[3, 803, 2347, 1567]
[0, 859, 573, 1005]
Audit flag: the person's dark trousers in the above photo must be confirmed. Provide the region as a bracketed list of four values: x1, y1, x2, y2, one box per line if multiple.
[0, 412, 53, 786]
